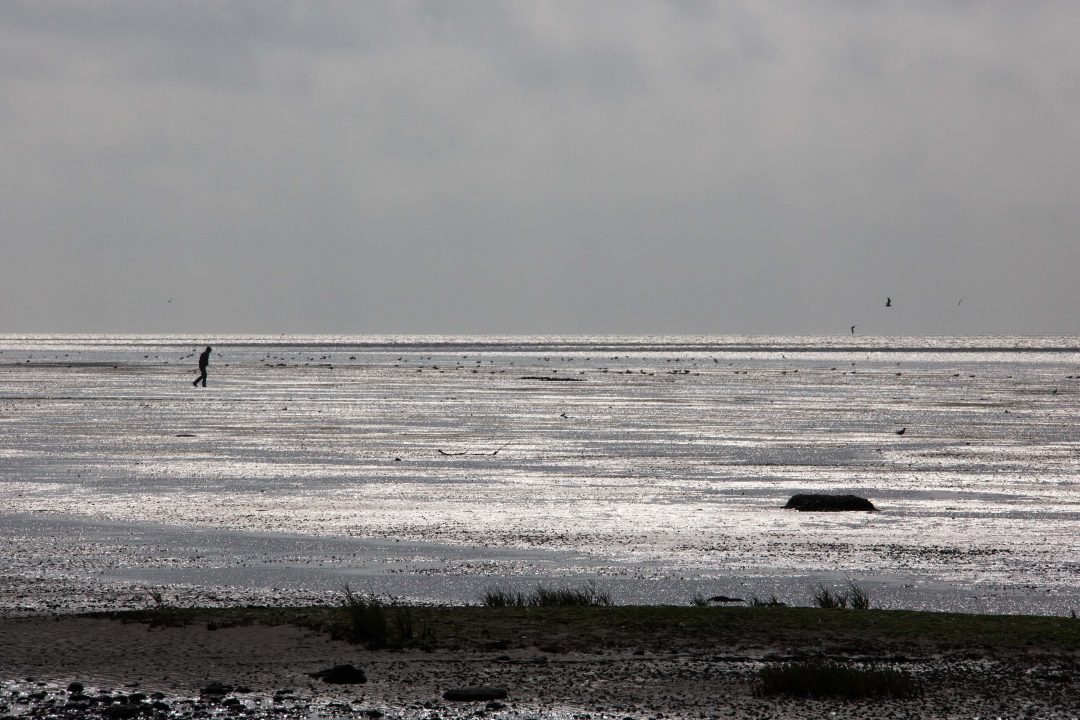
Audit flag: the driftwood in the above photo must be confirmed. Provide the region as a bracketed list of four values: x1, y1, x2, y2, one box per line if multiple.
[519, 376, 584, 382]
[438, 441, 513, 457]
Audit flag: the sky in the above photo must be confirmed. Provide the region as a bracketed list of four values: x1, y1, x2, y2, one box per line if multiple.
[3, 1, 1079, 336]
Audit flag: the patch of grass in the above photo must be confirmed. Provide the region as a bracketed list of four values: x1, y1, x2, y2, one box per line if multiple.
[846, 581, 871, 610]
[750, 595, 787, 607]
[533, 582, 612, 607]
[341, 586, 433, 649]
[483, 587, 530, 607]
[813, 584, 849, 609]
[812, 581, 871, 610]
[342, 586, 389, 647]
[95, 604, 1080, 659]
[482, 582, 612, 608]
[758, 659, 917, 699]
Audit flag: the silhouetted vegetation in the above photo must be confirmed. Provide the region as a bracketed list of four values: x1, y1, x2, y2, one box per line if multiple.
[341, 586, 432, 648]
[483, 582, 611, 607]
[750, 595, 787, 607]
[813, 581, 871, 609]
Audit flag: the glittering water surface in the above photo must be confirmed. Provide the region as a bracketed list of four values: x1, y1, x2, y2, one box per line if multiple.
[2, 334, 1080, 615]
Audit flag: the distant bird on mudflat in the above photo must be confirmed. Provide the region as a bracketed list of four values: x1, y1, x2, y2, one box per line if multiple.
[886, 297, 892, 307]
[895, 427, 906, 435]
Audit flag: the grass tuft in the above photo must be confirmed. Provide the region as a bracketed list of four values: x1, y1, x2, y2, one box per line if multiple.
[750, 595, 787, 608]
[813, 584, 849, 609]
[483, 587, 530, 607]
[846, 581, 871, 610]
[758, 659, 917, 699]
[812, 582, 871, 610]
[482, 582, 612, 608]
[341, 585, 433, 649]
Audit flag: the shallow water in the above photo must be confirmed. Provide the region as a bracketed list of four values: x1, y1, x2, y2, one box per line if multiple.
[2, 334, 1079, 615]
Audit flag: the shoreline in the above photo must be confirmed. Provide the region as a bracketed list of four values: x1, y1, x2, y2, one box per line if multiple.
[3, 605, 1079, 718]
[3, 510, 1074, 618]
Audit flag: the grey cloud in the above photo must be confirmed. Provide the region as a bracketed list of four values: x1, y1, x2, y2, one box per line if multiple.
[2, 1, 1079, 334]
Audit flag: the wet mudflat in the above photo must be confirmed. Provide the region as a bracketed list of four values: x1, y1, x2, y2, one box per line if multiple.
[2, 334, 1080, 615]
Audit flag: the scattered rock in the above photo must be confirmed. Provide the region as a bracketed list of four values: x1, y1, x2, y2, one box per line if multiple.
[200, 682, 233, 700]
[102, 704, 141, 719]
[66, 682, 84, 694]
[443, 686, 508, 702]
[308, 664, 367, 684]
[785, 494, 877, 512]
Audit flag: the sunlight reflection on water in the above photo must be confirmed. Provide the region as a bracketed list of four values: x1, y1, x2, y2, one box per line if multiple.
[2, 334, 1079, 615]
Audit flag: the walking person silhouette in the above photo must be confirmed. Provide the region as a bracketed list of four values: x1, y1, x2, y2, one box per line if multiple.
[193, 346, 211, 387]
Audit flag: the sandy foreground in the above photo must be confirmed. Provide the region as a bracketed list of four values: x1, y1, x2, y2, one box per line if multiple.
[3, 607, 1080, 719]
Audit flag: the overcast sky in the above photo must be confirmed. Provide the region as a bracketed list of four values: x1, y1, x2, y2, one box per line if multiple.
[3, 1, 1078, 335]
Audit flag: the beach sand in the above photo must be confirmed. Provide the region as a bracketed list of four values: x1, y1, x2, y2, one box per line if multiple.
[2, 607, 1079, 719]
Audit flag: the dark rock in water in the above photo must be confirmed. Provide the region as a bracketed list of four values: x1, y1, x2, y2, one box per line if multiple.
[309, 664, 367, 684]
[66, 682, 84, 694]
[785, 494, 877, 512]
[443, 686, 508, 702]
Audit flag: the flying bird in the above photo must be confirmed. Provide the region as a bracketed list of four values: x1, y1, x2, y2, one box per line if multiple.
[886, 297, 892, 307]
